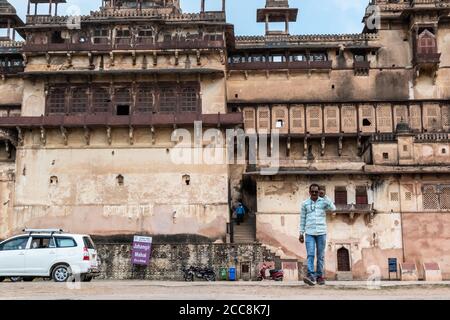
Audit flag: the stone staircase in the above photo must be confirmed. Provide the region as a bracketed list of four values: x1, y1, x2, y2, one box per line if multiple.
[232, 212, 256, 243]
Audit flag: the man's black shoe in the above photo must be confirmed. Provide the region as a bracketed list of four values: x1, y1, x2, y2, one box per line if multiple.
[303, 276, 316, 286]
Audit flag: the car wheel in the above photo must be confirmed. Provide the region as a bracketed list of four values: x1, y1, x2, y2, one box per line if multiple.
[0, 277, 5, 282]
[23, 277, 35, 282]
[10, 277, 22, 282]
[52, 264, 72, 282]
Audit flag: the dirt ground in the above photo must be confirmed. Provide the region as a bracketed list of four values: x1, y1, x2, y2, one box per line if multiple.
[0, 280, 449, 300]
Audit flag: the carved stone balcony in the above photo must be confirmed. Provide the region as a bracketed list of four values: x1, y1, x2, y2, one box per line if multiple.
[414, 52, 441, 65]
[353, 60, 370, 76]
[329, 203, 376, 225]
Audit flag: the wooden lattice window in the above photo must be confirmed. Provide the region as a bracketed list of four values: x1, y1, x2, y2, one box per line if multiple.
[423, 185, 439, 210]
[442, 105, 450, 129]
[258, 109, 270, 130]
[179, 87, 198, 112]
[409, 104, 422, 131]
[440, 186, 450, 210]
[70, 88, 88, 114]
[425, 104, 440, 131]
[290, 106, 304, 133]
[92, 87, 111, 113]
[360, 104, 375, 131]
[47, 88, 66, 114]
[337, 247, 351, 272]
[325, 106, 339, 133]
[356, 186, 368, 205]
[159, 87, 177, 113]
[341, 105, 357, 132]
[417, 30, 437, 55]
[135, 86, 154, 113]
[244, 108, 256, 131]
[307, 107, 321, 129]
[376, 105, 393, 132]
[335, 187, 347, 205]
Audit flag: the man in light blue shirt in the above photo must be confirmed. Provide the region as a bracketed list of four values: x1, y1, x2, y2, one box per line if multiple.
[299, 184, 336, 286]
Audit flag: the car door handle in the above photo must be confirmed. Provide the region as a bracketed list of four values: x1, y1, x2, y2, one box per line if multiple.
[49, 251, 56, 254]
[18, 252, 25, 256]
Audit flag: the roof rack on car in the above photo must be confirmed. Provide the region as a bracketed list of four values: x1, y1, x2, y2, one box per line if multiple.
[23, 229, 65, 236]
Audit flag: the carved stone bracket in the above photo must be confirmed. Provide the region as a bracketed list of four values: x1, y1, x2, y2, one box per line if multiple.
[196, 50, 201, 66]
[152, 51, 158, 66]
[321, 137, 326, 156]
[40, 126, 46, 146]
[151, 126, 155, 145]
[132, 50, 136, 66]
[66, 53, 73, 68]
[174, 50, 179, 66]
[84, 126, 90, 146]
[88, 52, 94, 69]
[45, 53, 51, 68]
[106, 126, 112, 145]
[219, 49, 225, 65]
[129, 126, 134, 145]
[109, 52, 115, 67]
[303, 136, 308, 158]
[60, 126, 68, 146]
[338, 136, 343, 156]
[16, 126, 23, 146]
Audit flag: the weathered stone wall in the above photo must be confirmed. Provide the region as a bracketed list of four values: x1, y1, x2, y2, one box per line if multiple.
[95, 242, 269, 281]
[7, 128, 230, 240]
[402, 213, 450, 280]
[0, 78, 23, 106]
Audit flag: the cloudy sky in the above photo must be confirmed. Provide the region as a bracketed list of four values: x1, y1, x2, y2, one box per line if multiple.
[8, 0, 368, 35]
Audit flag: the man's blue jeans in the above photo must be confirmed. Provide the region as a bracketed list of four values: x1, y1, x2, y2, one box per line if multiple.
[305, 234, 327, 279]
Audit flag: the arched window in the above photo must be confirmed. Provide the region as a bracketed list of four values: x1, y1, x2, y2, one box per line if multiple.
[337, 247, 351, 272]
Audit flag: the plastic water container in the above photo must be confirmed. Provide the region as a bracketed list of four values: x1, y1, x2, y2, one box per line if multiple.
[229, 267, 236, 281]
[220, 268, 228, 281]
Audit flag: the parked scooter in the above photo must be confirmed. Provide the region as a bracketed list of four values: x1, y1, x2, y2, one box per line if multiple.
[182, 266, 216, 282]
[257, 263, 284, 281]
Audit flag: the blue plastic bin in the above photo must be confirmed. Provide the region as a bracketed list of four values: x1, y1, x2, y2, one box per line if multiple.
[229, 267, 236, 281]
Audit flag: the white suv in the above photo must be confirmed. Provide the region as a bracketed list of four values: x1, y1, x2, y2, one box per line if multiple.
[0, 229, 100, 282]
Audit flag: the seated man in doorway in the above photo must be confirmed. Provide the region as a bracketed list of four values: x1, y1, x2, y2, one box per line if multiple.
[299, 184, 336, 286]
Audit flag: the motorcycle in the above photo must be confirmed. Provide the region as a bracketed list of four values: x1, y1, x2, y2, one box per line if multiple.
[257, 263, 284, 281]
[182, 266, 216, 282]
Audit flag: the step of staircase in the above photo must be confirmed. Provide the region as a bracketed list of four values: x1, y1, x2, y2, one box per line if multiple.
[232, 213, 256, 243]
